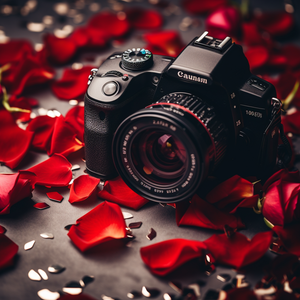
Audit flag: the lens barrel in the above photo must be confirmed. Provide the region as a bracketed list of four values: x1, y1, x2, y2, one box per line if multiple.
[113, 92, 228, 202]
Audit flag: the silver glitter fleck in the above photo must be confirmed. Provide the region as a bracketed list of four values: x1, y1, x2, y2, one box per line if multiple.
[62, 281, 82, 295]
[72, 164, 81, 171]
[37, 289, 60, 300]
[38, 108, 48, 116]
[69, 99, 79, 106]
[27, 22, 45, 33]
[69, 178, 74, 185]
[72, 63, 83, 70]
[188, 283, 201, 297]
[48, 264, 65, 274]
[102, 295, 116, 300]
[38, 269, 48, 280]
[146, 228, 156, 241]
[28, 269, 42, 281]
[217, 274, 231, 283]
[254, 286, 277, 296]
[47, 110, 61, 118]
[123, 212, 133, 220]
[127, 291, 142, 298]
[24, 240, 35, 251]
[40, 233, 54, 239]
[142, 286, 160, 298]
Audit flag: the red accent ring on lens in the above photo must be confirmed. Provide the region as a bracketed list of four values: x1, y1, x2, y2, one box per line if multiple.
[147, 102, 216, 159]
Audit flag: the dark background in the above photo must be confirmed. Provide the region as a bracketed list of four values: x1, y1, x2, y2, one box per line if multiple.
[0, 0, 300, 299]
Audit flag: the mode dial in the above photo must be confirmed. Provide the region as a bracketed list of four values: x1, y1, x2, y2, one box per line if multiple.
[121, 48, 153, 71]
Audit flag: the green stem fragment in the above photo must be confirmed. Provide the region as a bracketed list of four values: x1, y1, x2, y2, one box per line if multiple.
[282, 80, 300, 111]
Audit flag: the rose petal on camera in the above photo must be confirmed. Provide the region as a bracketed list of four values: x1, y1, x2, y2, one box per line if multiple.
[0, 110, 33, 169]
[68, 201, 127, 252]
[0, 234, 18, 270]
[182, 0, 228, 14]
[140, 238, 207, 276]
[19, 154, 72, 188]
[176, 195, 245, 230]
[203, 231, 273, 269]
[69, 175, 100, 203]
[98, 177, 149, 210]
[126, 8, 163, 29]
[51, 66, 93, 100]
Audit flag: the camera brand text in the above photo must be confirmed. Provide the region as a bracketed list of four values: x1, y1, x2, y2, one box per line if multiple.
[177, 71, 208, 84]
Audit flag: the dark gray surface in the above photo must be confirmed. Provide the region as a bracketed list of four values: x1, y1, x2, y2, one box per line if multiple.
[0, 0, 300, 299]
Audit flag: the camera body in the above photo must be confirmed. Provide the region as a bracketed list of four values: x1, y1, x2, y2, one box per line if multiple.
[84, 32, 281, 202]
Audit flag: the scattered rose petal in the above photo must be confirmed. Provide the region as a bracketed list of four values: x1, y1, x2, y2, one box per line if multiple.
[0, 173, 32, 215]
[33, 202, 50, 210]
[47, 191, 63, 202]
[182, 0, 228, 15]
[282, 110, 300, 135]
[0, 225, 7, 234]
[69, 175, 100, 203]
[126, 8, 163, 29]
[143, 31, 185, 57]
[20, 154, 72, 188]
[0, 109, 33, 169]
[255, 11, 294, 37]
[244, 46, 269, 71]
[68, 201, 127, 252]
[140, 238, 207, 276]
[129, 222, 142, 229]
[146, 228, 157, 241]
[98, 177, 149, 210]
[0, 234, 18, 270]
[176, 195, 245, 230]
[51, 66, 93, 100]
[205, 6, 241, 39]
[65, 106, 84, 142]
[272, 224, 300, 256]
[203, 231, 273, 269]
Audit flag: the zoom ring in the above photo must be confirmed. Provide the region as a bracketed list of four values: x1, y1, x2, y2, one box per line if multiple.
[158, 93, 228, 167]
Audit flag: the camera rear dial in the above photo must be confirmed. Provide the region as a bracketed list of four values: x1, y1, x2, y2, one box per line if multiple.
[113, 93, 228, 203]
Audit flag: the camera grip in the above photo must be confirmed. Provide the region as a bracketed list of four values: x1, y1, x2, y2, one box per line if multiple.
[84, 96, 123, 179]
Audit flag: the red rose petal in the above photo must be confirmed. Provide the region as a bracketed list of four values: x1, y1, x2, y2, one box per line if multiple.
[58, 294, 99, 300]
[203, 231, 273, 269]
[48, 116, 84, 157]
[282, 110, 300, 135]
[98, 177, 149, 210]
[205, 6, 241, 39]
[68, 201, 127, 252]
[19, 154, 72, 187]
[273, 224, 300, 256]
[242, 22, 264, 46]
[0, 225, 7, 234]
[88, 11, 130, 39]
[140, 238, 207, 276]
[255, 11, 294, 37]
[47, 191, 63, 202]
[65, 106, 84, 142]
[51, 66, 93, 100]
[69, 175, 100, 203]
[0, 109, 33, 169]
[182, 0, 228, 15]
[26, 115, 56, 152]
[176, 195, 245, 230]
[126, 8, 163, 30]
[0, 173, 32, 215]
[33, 202, 50, 210]
[244, 46, 269, 71]
[282, 45, 300, 70]
[143, 31, 185, 57]
[0, 40, 33, 66]
[206, 175, 254, 209]
[43, 34, 77, 65]
[0, 234, 18, 270]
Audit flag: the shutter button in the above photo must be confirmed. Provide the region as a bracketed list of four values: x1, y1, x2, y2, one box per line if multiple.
[103, 81, 119, 96]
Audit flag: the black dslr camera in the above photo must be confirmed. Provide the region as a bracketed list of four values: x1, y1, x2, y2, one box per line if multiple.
[84, 31, 286, 203]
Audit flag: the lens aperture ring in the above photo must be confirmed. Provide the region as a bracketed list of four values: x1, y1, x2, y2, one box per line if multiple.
[157, 93, 228, 167]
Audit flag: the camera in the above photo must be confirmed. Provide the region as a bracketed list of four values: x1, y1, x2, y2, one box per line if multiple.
[84, 31, 285, 203]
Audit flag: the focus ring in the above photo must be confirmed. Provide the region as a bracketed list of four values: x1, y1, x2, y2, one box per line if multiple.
[158, 93, 228, 167]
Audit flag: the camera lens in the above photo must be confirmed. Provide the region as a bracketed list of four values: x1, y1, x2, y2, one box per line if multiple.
[132, 130, 187, 184]
[113, 92, 228, 203]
